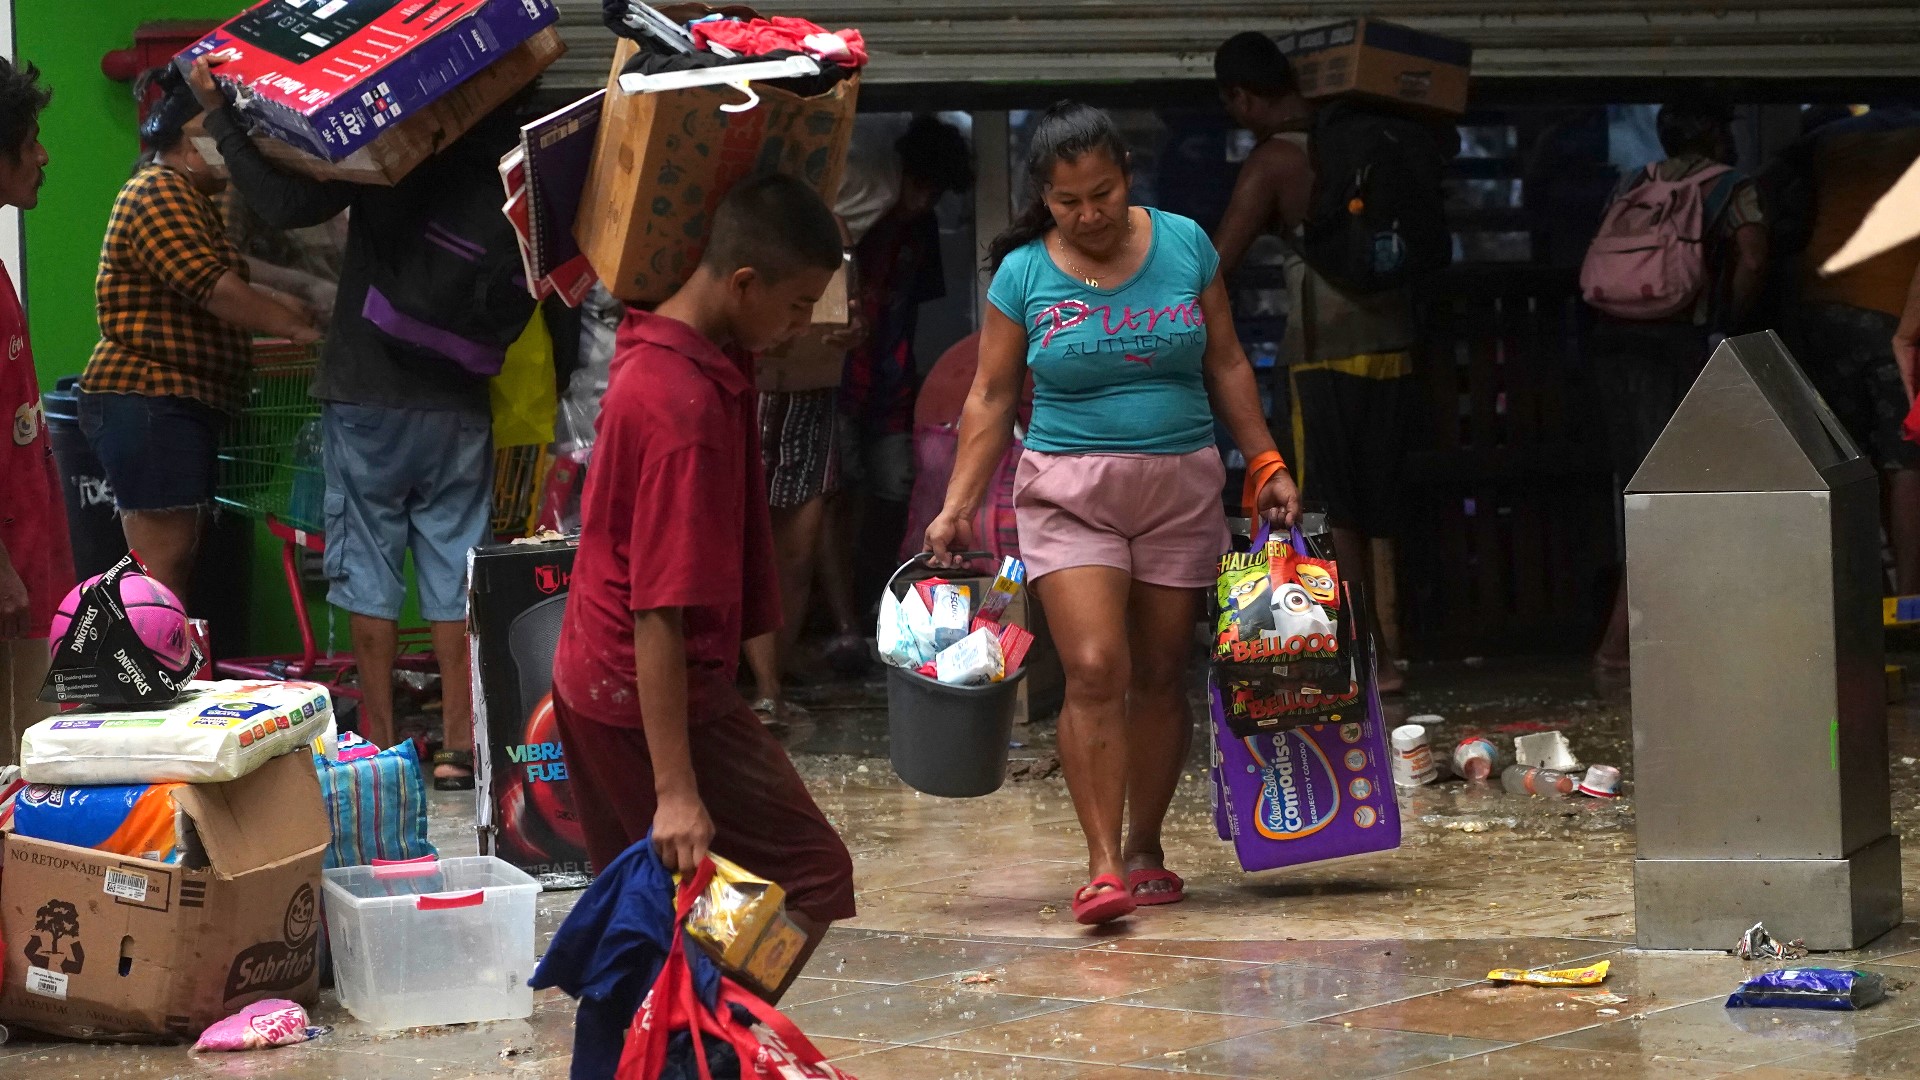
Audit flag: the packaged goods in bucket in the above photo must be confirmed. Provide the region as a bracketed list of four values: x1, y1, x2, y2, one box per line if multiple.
[881, 556, 1035, 684]
[20, 680, 334, 785]
[40, 553, 203, 707]
[928, 583, 972, 650]
[1726, 968, 1886, 1011]
[682, 854, 809, 996]
[976, 557, 1027, 624]
[11, 781, 189, 863]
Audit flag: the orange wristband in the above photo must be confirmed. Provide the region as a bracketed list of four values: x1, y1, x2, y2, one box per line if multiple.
[1242, 449, 1287, 522]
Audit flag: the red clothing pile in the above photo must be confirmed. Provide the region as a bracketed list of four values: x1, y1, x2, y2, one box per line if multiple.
[690, 16, 868, 68]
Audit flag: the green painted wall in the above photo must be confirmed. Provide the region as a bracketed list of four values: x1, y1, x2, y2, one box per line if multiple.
[15, 0, 351, 659]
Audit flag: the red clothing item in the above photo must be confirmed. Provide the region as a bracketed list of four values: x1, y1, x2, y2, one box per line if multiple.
[690, 16, 868, 68]
[552, 310, 779, 728]
[0, 263, 75, 638]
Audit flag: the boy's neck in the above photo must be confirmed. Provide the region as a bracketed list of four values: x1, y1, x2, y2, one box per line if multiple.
[1250, 94, 1313, 139]
[653, 273, 738, 351]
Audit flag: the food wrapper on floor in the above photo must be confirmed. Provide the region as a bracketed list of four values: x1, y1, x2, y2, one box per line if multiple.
[20, 681, 335, 786]
[192, 998, 320, 1051]
[682, 855, 807, 996]
[11, 782, 189, 864]
[1726, 968, 1886, 1011]
[1488, 960, 1611, 987]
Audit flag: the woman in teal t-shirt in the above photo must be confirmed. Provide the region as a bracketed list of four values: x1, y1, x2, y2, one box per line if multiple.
[926, 102, 1299, 926]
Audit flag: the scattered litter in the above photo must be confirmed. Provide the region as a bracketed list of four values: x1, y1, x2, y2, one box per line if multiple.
[1038, 904, 1058, 916]
[1576, 764, 1621, 798]
[499, 1045, 532, 1060]
[959, 973, 998, 986]
[1904, 757, 1917, 766]
[1451, 735, 1499, 781]
[1009, 754, 1062, 782]
[192, 1000, 322, 1052]
[1488, 960, 1611, 987]
[1727, 969, 1885, 1011]
[1571, 992, 1627, 1006]
[1597, 1008, 1620, 1016]
[1514, 731, 1581, 772]
[1391, 724, 1438, 788]
[0, 1022, 9, 1046]
[1737, 923, 1809, 962]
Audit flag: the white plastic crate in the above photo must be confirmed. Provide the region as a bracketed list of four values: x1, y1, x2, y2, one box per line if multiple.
[322, 855, 539, 1029]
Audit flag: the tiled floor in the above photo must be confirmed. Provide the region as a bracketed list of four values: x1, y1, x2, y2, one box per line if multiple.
[7, 660, 1920, 1077]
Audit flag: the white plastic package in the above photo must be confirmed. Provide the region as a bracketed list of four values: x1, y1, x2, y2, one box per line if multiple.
[878, 588, 938, 669]
[929, 583, 971, 651]
[935, 627, 1005, 687]
[20, 680, 336, 785]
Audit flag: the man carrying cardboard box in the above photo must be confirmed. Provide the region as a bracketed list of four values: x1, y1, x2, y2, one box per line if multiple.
[188, 59, 537, 786]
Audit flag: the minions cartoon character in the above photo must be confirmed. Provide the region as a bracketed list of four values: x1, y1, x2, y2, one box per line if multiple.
[1294, 558, 1339, 607]
[1272, 583, 1334, 642]
[1221, 566, 1275, 643]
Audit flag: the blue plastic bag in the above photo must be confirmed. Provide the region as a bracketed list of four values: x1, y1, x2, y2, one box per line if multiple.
[1726, 968, 1886, 1011]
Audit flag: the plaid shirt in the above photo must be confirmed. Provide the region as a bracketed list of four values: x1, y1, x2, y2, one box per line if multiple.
[82, 165, 252, 412]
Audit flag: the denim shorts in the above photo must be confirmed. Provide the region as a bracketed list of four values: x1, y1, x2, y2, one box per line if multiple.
[322, 402, 493, 623]
[77, 391, 225, 512]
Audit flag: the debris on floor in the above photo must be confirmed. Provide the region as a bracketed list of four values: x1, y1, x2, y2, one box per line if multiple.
[1737, 922, 1810, 962]
[1726, 968, 1886, 1011]
[1488, 960, 1611, 987]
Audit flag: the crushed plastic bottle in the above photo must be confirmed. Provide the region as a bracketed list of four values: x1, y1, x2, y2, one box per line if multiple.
[1502, 764, 1575, 797]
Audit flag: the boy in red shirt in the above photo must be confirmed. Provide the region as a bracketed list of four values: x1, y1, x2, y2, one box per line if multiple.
[0, 59, 71, 767]
[551, 174, 853, 989]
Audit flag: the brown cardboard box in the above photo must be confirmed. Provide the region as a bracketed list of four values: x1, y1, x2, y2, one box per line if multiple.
[0, 753, 329, 1041]
[193, 29, 567, 187]
[1276, 18, 1472, 118]
[575, 38, 859, 303]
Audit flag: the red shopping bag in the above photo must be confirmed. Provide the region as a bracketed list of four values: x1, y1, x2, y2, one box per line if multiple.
[617, 859, 856, 1080]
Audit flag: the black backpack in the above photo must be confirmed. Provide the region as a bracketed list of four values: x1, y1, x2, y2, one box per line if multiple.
[361, 157, 535, 377]
[1300, 101, 1454, 294]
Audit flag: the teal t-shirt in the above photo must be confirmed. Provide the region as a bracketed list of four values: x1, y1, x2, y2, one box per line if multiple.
[986, 209, 1220, 455]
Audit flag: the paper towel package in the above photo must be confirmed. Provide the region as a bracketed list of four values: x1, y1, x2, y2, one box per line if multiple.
[20, 681, 335, 786]
[1208, 676, 1401, 872]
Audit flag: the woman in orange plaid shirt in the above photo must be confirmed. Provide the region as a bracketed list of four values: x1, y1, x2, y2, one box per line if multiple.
[76, 69, 319, 603]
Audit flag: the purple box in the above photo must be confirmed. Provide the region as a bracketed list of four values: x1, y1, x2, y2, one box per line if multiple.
[1208, 676, 1401, 872]
[176, 0, 559, 162]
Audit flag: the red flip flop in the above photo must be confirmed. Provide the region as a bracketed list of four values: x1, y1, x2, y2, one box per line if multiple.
[1072, 874, 1137, 925]
[1128, 868, 1186, 906]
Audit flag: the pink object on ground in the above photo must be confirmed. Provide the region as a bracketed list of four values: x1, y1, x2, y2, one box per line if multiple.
[192, 999, 315, 1052]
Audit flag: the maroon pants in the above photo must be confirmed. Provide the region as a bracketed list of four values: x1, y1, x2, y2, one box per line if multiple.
[552, 691, 857, 923]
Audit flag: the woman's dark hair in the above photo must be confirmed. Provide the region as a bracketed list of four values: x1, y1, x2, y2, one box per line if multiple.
[0, 58, 51, 164]
[985, 101, 1130, 272]
[136, 65, 202, 156]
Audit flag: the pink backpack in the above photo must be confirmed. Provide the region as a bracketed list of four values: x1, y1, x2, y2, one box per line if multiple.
[1580, 164, 1738, 320]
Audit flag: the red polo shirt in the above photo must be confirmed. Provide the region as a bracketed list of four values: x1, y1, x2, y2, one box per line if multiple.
[0, 263, 74, 638]
[552, 310, 779, 728]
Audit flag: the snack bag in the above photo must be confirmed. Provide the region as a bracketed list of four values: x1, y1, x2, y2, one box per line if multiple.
[192, 999, 319, 1052]
[12, 781, 188, 863]
[1211, 526, 1355, 732]
[976, 557, 1027, 624]
[929, 583, 972, 650]
[1488, 961, 1611, 987]
[935, 627, 1005, 686]
[1726, 968, 1886, 1011]
[683, 854, 809, 996]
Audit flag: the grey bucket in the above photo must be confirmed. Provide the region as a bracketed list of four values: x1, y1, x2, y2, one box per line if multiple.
[887, 665, 1028, 798]
[884, 552, 1026, 798]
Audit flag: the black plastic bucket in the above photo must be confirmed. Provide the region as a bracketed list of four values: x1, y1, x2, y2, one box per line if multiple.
[887, 664, 1027, 798]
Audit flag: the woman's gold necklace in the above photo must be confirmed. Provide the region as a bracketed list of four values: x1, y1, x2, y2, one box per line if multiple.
[1056, 212, 1135, 288]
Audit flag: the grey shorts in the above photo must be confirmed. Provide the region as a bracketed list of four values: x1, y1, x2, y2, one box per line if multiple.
[322, 402, 493, 623]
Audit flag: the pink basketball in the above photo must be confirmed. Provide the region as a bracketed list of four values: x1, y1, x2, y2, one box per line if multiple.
[50, 572, 192, 670]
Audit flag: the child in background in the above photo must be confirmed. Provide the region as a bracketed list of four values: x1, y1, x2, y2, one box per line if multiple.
[0, 58, 71, 766]
[549, 174, 854, 998]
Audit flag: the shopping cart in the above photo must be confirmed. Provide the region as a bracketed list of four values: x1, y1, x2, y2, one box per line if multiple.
[214, 341, 548, 687]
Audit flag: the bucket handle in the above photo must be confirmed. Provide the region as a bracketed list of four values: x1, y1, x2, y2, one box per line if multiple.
[887, 550, 995, 599]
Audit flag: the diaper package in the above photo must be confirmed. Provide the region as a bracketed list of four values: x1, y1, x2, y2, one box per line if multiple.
[11, 781, 189, 863]
[20, 680, 335, 785]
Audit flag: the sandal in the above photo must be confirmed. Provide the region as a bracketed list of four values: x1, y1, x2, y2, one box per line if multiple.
[432, 749, 475, 791]
[1128, 868, 1186, 906]
[1071, 874, 1137, 926]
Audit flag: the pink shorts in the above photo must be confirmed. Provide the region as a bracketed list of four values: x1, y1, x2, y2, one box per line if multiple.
[1015, 448, 1230, 588]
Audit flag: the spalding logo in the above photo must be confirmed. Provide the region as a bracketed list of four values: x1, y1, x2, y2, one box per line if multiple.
[1247, 731, 1339, 841]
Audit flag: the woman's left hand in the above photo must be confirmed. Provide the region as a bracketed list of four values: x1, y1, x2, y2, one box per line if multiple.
[1257, 468, 1302, 529]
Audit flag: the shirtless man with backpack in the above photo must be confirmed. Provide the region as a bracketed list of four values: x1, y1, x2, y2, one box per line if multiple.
[1581, 97, 1768, 671]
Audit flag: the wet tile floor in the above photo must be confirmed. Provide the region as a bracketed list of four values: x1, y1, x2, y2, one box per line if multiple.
[10, 658, 1920, 1077]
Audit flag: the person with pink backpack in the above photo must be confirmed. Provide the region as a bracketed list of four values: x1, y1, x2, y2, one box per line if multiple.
[1582, 97, 1768, 671]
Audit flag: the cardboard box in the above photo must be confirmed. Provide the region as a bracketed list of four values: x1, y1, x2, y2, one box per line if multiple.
[177, 0, 559, 162]
[575, 38, 860, 303]
[469, 538, 589, 884]
[1275, 18, 1472, 117]
[192, 27, 566, 186]
[686, 855, 806, 996]
[0, 753, 329, 1041]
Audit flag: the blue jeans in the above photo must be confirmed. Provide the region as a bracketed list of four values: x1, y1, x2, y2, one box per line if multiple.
[321, 403, 492, 623]
[77, 391, 224, 512]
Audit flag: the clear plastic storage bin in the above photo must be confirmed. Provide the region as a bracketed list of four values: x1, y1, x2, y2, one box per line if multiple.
[322, 855, 539, 1029]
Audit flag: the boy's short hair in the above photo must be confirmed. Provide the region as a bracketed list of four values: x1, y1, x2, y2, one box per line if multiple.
[701, 173, 843, 282]
[0, 59, 51, 164]
[1658, 95, 1735, 159]
[1214, 32, 1296, 99]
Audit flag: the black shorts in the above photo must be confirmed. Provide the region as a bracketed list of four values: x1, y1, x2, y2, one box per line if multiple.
[1589, 320, 1710, 485]
[1288, 354, 1412, 536]
[78, 391, 225, 512]
[758, 389, 840, 509]
[1796, 303, 1920, 471]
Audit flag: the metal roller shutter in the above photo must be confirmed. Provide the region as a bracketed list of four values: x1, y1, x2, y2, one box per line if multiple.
[554, 2, 1920, 90]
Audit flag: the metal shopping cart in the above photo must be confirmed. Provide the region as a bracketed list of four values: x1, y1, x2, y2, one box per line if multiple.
[214, 341, 548, 687]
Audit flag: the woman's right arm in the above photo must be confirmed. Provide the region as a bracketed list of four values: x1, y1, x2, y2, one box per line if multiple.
[925, 306, 1026, 562]
[205, 274, 321, 344]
